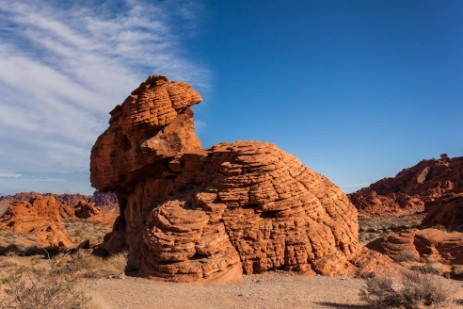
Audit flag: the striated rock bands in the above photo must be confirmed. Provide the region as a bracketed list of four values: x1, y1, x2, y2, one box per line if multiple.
[349, 154, 463, 218]
[90, 75, 202, 193]
[367, 228, 463, 265]
[0, 195, 73, 247]
[90, 76, 373, 282]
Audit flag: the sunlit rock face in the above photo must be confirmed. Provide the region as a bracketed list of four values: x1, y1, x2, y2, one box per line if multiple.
[91, 76, 361, 282]
[349, 154, 463, 218]
[0, 195, 73, 247]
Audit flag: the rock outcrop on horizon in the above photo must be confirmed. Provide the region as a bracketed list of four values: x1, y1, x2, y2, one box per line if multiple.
[349, 154, 463, 218]
[0, 191, 118, 220]
[0, 191, 118, 210]
[0, 195, 73, 247]
[90, 76, 368, 282]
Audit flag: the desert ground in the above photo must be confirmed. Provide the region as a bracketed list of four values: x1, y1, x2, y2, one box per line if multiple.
[86, 274, 463, 309]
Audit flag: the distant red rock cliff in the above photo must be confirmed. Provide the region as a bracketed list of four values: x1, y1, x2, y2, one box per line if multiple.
[0, 191, 118, 215]
[349, 154, 463, 218]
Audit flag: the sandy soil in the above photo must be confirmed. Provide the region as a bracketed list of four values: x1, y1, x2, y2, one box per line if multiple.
[86, 273, 368, 309]
[86, 272, 463, 309]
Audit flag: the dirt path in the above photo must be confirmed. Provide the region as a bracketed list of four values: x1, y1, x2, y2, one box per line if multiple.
[86, 273, 368, 309]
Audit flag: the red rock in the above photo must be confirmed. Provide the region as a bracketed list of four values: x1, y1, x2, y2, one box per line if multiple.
[0, 191, 119, 222]
[0, 195, 73, 247]
[91, 75, 378, 282]
[349, 154, 463, 218]
[90, 75, 202, 193]
[422, 194, 463, 228]
[74, 200, 101, 219]
[367, 228, 463, 265]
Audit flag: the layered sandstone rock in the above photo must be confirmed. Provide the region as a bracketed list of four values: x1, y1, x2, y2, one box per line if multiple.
[0, 195, 73, 247]
[0, 191, 118, 213]
[91, 76, 366, 282]
[367, 228, 463, 265]
[349, 154, 463, 218]
[90, 75, 202, 193]
[422, 194, 463, 228]
[0, 191, 119, 226]
[74, 200, 101, 219]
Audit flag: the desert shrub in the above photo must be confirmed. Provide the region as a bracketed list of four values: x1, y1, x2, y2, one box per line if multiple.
[393, 252, 418, 263]
[360, 271, 454, 308]
[53, 251, 126, 278]
[450, 264, 463, 279]
[0, 260, 89, 309]
[410, 262, 444, 275]
[62, 219, 111, 244]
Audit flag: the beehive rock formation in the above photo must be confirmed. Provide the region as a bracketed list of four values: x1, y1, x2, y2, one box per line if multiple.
[349, 154, 463, 218]
[367, 228, 463, 265]
[91, 76, 363, 282]
[0, 195, 73, 247]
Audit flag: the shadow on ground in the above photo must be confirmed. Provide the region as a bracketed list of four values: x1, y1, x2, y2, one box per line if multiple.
[316, 302, 368, 308]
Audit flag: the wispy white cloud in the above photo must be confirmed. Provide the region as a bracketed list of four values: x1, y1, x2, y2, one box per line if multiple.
[0, 0, 209, 194]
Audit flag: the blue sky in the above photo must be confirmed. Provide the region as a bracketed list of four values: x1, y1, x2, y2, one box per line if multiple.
[0, 0, 462, 195]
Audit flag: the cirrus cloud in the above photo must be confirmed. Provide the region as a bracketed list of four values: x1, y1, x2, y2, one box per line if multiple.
[0, 0, 209, 195]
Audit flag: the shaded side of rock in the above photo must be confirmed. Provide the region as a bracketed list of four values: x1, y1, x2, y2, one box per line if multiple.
[422, 194, 463, 228]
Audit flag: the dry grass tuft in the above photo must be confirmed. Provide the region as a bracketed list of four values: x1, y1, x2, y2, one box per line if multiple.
[360, 271, 455, 308]
[410, 262, 446, 275]
[393, 252, 418, 263]
[0, 257, 89, 309]
[358, 215, 424, 244]
[62, 219, 112, 244]
[0, 250, 127, 308]
[54, 251, 127, 278]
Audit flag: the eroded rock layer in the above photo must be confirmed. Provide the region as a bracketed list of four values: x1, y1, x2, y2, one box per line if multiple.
[367, 228, 463, 265]
[91, 76, 362, 282]
[0, 195, 73, 247]
[349, 154, 463, 218]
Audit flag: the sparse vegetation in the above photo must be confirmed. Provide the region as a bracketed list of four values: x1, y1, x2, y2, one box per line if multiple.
[410, 262, 446, 275]
[0, 250, 127, 308]
[360, 271, 454, 308]
[53, 251, 127, 279]
[63, 218, 111, 244]
[0, 256, 89, 308]
[449, 264, 463, 279]
[358, 215, 424, 244]
[393, 252, 418, 263]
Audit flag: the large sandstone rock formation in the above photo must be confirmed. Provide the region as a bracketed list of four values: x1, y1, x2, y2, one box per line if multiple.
[349, 154, 463, 218]
[0, 195, 73, 247]
[90, 76, 378, 282]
